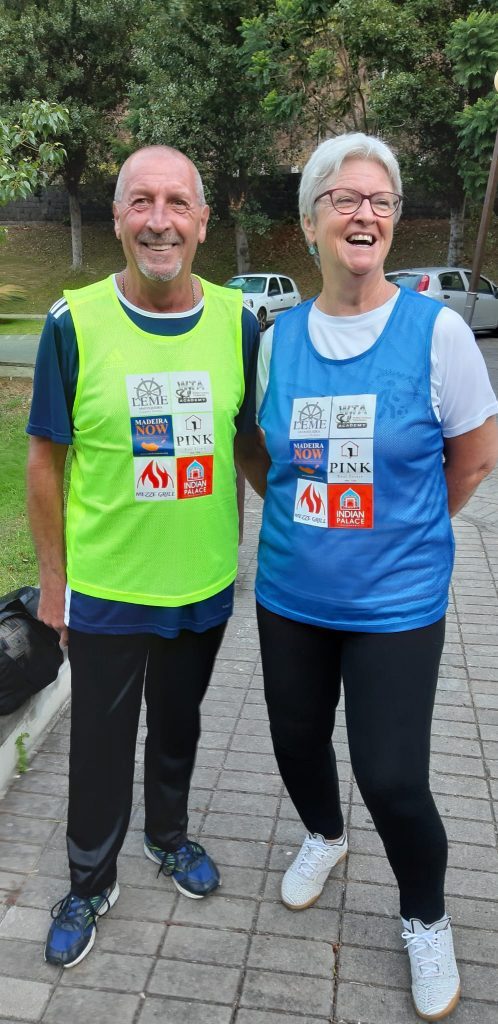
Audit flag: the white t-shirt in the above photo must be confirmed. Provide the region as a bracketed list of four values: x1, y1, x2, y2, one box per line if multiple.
[257, 292, 498, 437]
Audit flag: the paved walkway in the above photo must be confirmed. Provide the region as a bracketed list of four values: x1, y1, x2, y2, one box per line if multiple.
[0, 341, 497, 1024]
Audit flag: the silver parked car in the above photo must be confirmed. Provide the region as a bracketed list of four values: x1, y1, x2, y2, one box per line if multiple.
[385, 267, 498, 332]
[224, 272, 301, 331]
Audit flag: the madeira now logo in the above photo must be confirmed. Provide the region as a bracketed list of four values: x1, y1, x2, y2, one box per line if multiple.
[131, 416, 173, 455]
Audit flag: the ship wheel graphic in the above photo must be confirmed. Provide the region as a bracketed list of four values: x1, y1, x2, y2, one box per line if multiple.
[135, 378, 163, 401]
[299, 401, 323, 423]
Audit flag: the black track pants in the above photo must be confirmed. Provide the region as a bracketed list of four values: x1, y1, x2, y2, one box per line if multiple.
[67, 624, 225, 897]
[257, 604, 448, 922]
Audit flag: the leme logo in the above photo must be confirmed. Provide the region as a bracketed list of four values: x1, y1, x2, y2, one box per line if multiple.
[131, 378, 166, 409]
[294, 401, 327, 431]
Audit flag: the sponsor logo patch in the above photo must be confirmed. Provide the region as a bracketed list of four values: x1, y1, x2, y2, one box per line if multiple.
[177, 455, 213, 498]
[135, 457, 176, 501]
[330, 394, 376, 437]
[173, 412, 214, 454]
[171, 372, 212, 413]
[131, 415, 174, 455]
[289, 397, 332, 439]
[327, 437, 373, 483]
[328, 484, 373, 528]
[293, 479, 328, 527]
[126, 374, 170, 414]
[290, 439, 327, 476]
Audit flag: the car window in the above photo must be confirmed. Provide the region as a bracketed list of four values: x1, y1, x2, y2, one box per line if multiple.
[279, 277, 295, 294]
[268, 277, 281, 296]
[463, 273, 493, 296]
[225, 277, 266, 294]
[386, 273, 421, 290]
[439, 272, 464, 291]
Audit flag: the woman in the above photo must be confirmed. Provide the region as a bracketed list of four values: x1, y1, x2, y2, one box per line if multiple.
[255, 134, 498, 1021]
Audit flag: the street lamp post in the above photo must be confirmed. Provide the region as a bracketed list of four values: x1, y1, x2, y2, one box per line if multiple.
[463, 70, 498, 327]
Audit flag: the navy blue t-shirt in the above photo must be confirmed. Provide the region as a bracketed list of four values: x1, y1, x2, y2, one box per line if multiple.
[27, 278, 260, 637]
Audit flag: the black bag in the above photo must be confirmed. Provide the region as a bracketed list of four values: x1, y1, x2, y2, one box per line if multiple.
[0, 586, 63, 715]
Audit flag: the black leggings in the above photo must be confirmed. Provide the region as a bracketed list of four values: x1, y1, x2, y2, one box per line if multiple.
[67, 624, 225, 897]
[257, 604, 447, 922]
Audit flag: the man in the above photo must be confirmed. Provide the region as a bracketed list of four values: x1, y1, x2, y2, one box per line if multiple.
[27, 145, 264, 968]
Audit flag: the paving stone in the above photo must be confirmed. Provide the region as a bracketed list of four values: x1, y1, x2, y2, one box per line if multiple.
[247, 933, 333, 977]
[161, 923, 249, 966]
[240, 969, 333, 1017]
[206, 837, 270, 869]
[445, 867, 498, 900]
[219, 864, 265, 899]
[172, 893, 257, 931]
[347, 853, 397, 887]
[429, 773, 488, 799]
[341, 911, 403, 952]
[148, 958, 240, 1003]
[138, 996, 232, 1023]
[96, 915, 164, 955]
[447, 843, 498, 872]
[217, 770, 282, 796]
[235, 1012, 328, 1024]
[453, 925, 498, 965]
[224, 753, 278, 774]
[336, 979, 419, 1024]
[59, 950, 153, 991]
[0, 840, 43, 873]
[201, 812, 274, 842]
[0, 937, 57, 982]
[43, 987, 139, 1024]
[340, 944, 407, 989]
[13, 773, 68, 797]
[0, 905, 47, 941]
[256, 900, 340, 942]
[201, 715, 238, 734]
[0, 977, 51, 1020]
[0, 793, 66, 820]
[460, 960, 498, 1001]
[210, 791, 279, 818]
[110, 884, 175, 923]
[344, 880, 399, 918]
[0, 870, 29, 895]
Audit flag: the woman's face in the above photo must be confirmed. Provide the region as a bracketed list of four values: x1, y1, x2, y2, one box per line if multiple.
[303, 158, 396, 282]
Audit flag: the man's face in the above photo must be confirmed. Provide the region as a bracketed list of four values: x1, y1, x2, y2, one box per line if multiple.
[113, 151, 209, 284]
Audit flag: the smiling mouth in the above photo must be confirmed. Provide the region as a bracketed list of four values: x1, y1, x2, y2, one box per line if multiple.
[347, 234, 375, 246]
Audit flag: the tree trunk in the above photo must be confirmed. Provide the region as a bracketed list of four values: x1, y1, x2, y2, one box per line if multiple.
[235, 221, 250, 274]
[447, 202, 466, 265]
[68, 187, 83, 269]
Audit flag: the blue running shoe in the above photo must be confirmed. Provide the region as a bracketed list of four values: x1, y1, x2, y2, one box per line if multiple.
[144, 835, 220, 898]
[44, 881, 119, 967]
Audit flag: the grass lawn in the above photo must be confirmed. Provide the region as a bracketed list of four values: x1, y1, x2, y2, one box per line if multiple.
[0, 216, 497, 316]
[0, 379, 38, 594]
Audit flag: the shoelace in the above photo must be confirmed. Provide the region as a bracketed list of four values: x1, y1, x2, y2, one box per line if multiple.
[402, 929, 442, 978]
[153, 840, 205, 879]
[296, 842, 332, 878]
[50, 891, 110, 931]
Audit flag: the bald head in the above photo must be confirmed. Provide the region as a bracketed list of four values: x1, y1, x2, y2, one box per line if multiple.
[114, 146, 206, 206]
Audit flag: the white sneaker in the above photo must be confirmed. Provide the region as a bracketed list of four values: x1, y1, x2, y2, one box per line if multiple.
[402, 916, 461, 1021]
[281, 831, 348, 910]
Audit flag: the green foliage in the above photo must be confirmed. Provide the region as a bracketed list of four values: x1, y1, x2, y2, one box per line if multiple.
[0, 99, 68, 203]
[129, 0, 274, 247]
[454, 93, 498, 194]
[15, 732, 30, 773]
[446, 11, 498, 92]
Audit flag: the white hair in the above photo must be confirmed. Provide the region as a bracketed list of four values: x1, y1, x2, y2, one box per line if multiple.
[114, 145, 206, 205]
[299, 132, 403, 230]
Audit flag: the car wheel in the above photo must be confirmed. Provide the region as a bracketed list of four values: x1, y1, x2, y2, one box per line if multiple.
[257, 307, 268, 332]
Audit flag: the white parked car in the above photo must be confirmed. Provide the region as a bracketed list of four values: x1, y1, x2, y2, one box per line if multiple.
[385, 266, 498, 332]
[224, 273, 301, 331]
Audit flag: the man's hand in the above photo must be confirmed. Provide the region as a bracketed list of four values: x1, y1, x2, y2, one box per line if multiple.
[38, 573, 68, 648]
[235, 428, 270, 498]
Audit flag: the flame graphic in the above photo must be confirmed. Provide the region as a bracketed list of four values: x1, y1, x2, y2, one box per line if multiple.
[299, 484, 324, 514]
[139, 460, 172, 489]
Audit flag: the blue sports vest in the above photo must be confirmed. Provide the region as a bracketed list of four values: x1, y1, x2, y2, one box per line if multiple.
[256, 288, 455, 632]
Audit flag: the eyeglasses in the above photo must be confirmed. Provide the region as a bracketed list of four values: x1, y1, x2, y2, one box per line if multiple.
[313, 188, 402, 217]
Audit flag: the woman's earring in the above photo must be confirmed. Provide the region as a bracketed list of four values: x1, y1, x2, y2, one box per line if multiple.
[308, 243, 317, 256]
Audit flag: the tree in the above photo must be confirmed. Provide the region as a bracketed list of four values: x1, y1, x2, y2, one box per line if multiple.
[0, 98, 68, 304]
[0, 0, 141, 268]
[128, 0, 275, 273]
[242, 0, 492, 263]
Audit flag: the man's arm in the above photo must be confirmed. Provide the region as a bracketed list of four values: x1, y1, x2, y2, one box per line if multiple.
[443, 416, 498, 517]
[27, 436, 69, 644]
[235, 427, 271, 499]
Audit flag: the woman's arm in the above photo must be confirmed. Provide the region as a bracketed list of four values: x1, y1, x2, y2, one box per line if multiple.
[443, 416, 498, 517]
